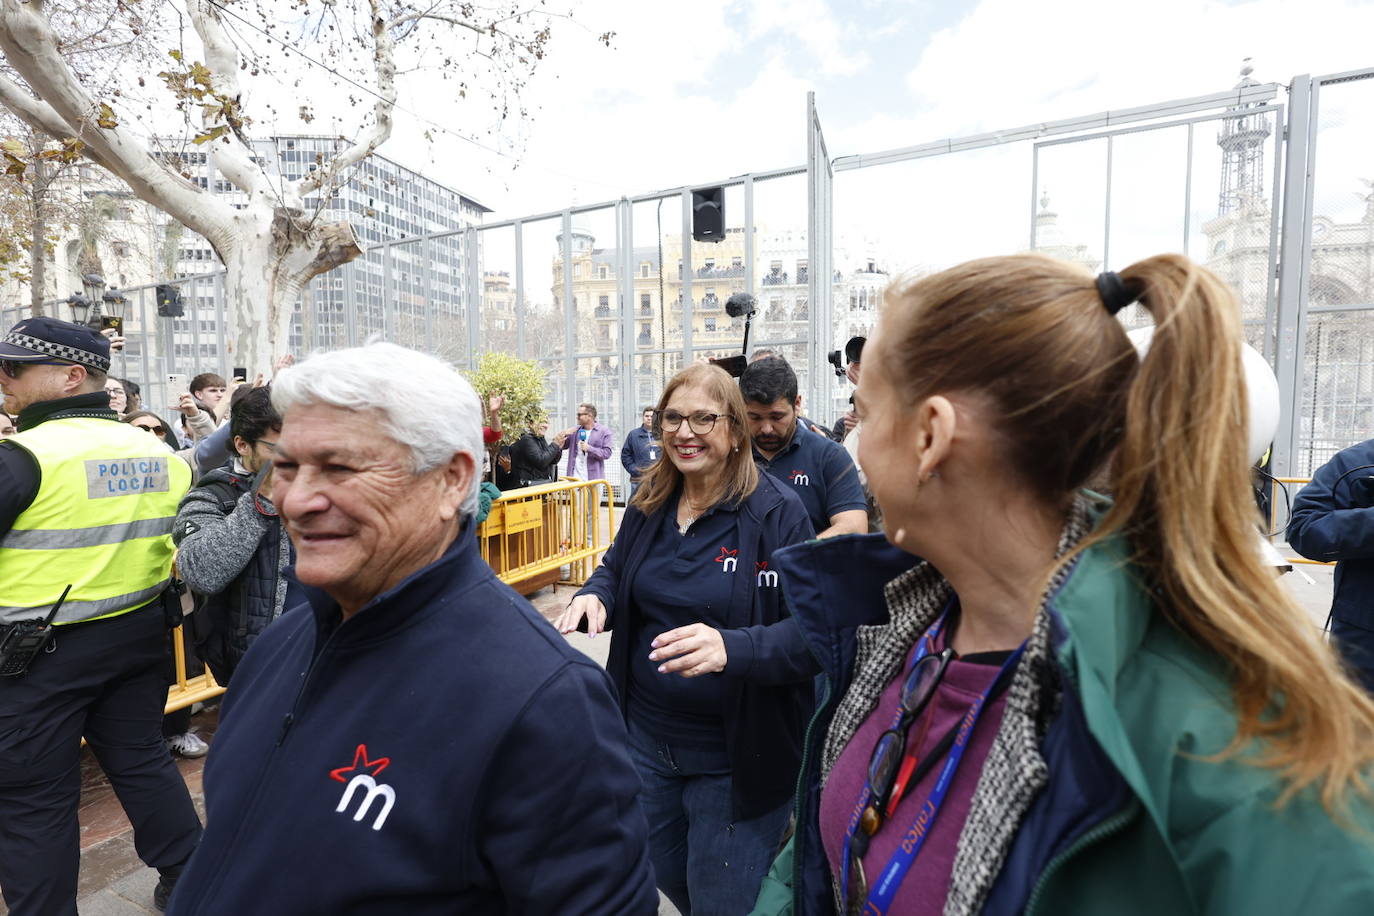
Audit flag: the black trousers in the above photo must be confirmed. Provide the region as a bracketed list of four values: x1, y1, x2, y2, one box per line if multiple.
[0, 603, 203, 915]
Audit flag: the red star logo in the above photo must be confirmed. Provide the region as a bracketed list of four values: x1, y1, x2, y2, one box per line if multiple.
[789, 470, 804, 480]
[755, 561, 769, 571]
[329, 744, 391, 783]
[714, 546, 739, 565]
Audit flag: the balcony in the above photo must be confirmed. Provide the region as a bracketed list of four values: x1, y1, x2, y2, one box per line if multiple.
[594, 305, 611, 318]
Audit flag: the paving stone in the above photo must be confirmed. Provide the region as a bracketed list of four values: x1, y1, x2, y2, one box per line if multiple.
[106, 867, 158, 906]
[77, 889, 156, 916]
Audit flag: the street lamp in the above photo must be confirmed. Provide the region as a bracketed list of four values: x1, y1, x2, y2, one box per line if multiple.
[65, 292, 93, 326]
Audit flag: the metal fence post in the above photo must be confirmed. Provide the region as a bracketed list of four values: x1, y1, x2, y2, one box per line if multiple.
[514, 220, 526, 359]
[562, 210, 576, 425]
[1272, 75, 1316, 478]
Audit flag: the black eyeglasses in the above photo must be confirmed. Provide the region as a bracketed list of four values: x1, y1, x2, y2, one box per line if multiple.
[844, 647, 954, 907]
[0, 358, 69, 379]
[656, 409, 733, 435]
[133, 423, 166, 435]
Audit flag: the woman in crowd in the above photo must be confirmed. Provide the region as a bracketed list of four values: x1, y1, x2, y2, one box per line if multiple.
[104, 377, 129, 416]
[555, 363, 818, 915]
[752, 253, 1374, 915]
[508, 417, 563, 487]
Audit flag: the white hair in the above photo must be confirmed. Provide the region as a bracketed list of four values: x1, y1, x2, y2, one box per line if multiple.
[271, 342, 482, 519]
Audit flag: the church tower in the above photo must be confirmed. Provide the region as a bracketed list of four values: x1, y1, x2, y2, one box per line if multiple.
[1217, 60, 1272, 215]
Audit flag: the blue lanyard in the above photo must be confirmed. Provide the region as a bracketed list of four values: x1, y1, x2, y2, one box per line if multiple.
[840, 609, 1025, 915]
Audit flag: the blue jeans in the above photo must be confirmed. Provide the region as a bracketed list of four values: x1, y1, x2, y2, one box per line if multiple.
[626, 718, 791, 916]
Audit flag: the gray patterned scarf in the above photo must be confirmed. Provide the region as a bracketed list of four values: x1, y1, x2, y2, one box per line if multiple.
[820, 496, 1096, 916]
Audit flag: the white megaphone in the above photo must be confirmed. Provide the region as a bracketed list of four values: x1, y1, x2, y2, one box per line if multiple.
[1126, 327, 1280, 466]
[1126, 327, 1292, 573]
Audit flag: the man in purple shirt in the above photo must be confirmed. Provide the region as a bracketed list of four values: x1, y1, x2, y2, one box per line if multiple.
[555, 403, 614, 542]
[555, 403, 613, 480]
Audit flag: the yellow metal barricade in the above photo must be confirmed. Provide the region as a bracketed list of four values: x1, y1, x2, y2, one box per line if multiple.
[479, 478, 617, 593]
[159, 481, 618, 713]
[165, 623, 225, 714]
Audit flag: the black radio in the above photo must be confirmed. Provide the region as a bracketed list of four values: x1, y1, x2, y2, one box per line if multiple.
[0, 585, 72, 677]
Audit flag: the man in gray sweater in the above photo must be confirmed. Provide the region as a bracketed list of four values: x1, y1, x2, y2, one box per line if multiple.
[173, 387, 299, 687]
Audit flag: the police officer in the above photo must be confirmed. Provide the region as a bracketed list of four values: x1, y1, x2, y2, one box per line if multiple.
[0, 318, 202, 915]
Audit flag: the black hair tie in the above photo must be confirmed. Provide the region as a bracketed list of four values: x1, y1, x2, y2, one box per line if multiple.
[1095, 271, 1138, 315]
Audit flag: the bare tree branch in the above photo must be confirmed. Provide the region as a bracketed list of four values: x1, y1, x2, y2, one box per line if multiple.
[0, 72, 121, 172]
[0, 0, 233, 243]
[185, 0, 268, 199]
[295, 0, 395, 197]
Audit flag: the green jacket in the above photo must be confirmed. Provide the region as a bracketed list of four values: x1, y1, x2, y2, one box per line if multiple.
[752, 532, 1374, 915]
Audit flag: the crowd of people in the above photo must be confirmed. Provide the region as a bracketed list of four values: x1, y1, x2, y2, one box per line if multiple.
[2, 248, 1374, 915]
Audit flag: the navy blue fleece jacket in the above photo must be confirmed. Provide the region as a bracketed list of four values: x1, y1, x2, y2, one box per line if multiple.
[167, 525, 657, 915]
[576, 471, 818, 818]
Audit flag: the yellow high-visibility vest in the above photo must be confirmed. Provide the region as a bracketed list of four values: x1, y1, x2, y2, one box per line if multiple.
[0, 416, 190, 625]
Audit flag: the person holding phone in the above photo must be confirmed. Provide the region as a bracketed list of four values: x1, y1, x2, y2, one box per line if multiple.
[172, 387, 298, 687]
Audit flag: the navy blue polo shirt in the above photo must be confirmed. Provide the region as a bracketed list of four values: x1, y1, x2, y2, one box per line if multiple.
[753, 420, 866, 534]
[627, 494, 741, 749]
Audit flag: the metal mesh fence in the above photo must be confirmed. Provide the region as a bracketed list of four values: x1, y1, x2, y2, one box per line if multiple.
[1296, 73, 1374, 475]
[8, 73, 1374, 482]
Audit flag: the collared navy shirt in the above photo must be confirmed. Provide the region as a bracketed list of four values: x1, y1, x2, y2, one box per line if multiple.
[753, 420, 866, 534]
[627, 494, 742, 748]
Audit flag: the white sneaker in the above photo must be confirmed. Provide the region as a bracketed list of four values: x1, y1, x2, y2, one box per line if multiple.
[166, 731, 209, 758]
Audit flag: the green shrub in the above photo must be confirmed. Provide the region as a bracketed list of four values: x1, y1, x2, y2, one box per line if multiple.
[466, 352, 549, 447]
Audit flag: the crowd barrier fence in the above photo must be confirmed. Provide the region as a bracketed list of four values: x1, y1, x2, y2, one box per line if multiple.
[162, 478, 616, 713]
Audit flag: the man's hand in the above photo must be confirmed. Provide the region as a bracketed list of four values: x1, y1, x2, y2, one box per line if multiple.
[579, 439, 589, 453]
[272, 354, 295, 378]
[488, 393, 505, 414]
[496, 452, 512, 473]
[176, 393, 199, 418]
[555, 594, 608, 637]
[843, 411, 858, 433]
[649, 624, 727, 677]
[100, 327, 126, 351]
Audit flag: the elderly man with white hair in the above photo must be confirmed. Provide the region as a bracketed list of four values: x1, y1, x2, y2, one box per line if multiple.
[166, 343, 658, 915]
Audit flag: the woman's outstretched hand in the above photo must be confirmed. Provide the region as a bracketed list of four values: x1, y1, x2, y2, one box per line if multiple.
[649, 624, 726, 677]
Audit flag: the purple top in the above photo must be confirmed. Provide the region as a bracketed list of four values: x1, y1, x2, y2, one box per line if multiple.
[562, 421, 613, 480]
[820, 625, 1010, 914]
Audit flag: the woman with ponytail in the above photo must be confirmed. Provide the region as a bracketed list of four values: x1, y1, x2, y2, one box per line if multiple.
[751, 253, 1374, 916]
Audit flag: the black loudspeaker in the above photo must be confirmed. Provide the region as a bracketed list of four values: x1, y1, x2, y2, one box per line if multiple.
[155, 284, 184, 318]
[692, 186, 725, 242]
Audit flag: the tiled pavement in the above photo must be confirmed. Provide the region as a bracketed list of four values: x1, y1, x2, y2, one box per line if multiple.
[2, 558, 1333, 915]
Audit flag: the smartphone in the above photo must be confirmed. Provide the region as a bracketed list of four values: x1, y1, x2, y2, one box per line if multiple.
[100, 315, 123, 333]
[232, 366, 247, 382]
[167, 373, 189, 400]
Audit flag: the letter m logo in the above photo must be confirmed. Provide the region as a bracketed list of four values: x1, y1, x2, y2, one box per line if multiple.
[788, 470, 810, 486]
[336, 774, 396, 831]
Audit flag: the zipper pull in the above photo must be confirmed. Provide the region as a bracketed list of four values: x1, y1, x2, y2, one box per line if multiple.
[276, 713, 294, 746]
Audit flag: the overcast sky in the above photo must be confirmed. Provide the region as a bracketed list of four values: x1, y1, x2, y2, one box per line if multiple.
[137, 0, 1374, 278]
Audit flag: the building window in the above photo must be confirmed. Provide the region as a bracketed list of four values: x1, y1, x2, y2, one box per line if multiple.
[797, 260, 809, 284]
[640, 293, 651, 314]
[640, 262, 651, 278]
[704, 318, 716, 332]
[598, 265, 608, 279]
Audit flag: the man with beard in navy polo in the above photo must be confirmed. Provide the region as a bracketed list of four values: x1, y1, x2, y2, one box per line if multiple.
[739, 357, 867, 538]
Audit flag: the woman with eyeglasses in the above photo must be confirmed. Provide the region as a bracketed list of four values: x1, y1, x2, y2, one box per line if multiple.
[104, 378, 130, 416]
[554, 363, 818, 915]
[750, 254, 1374, 916]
